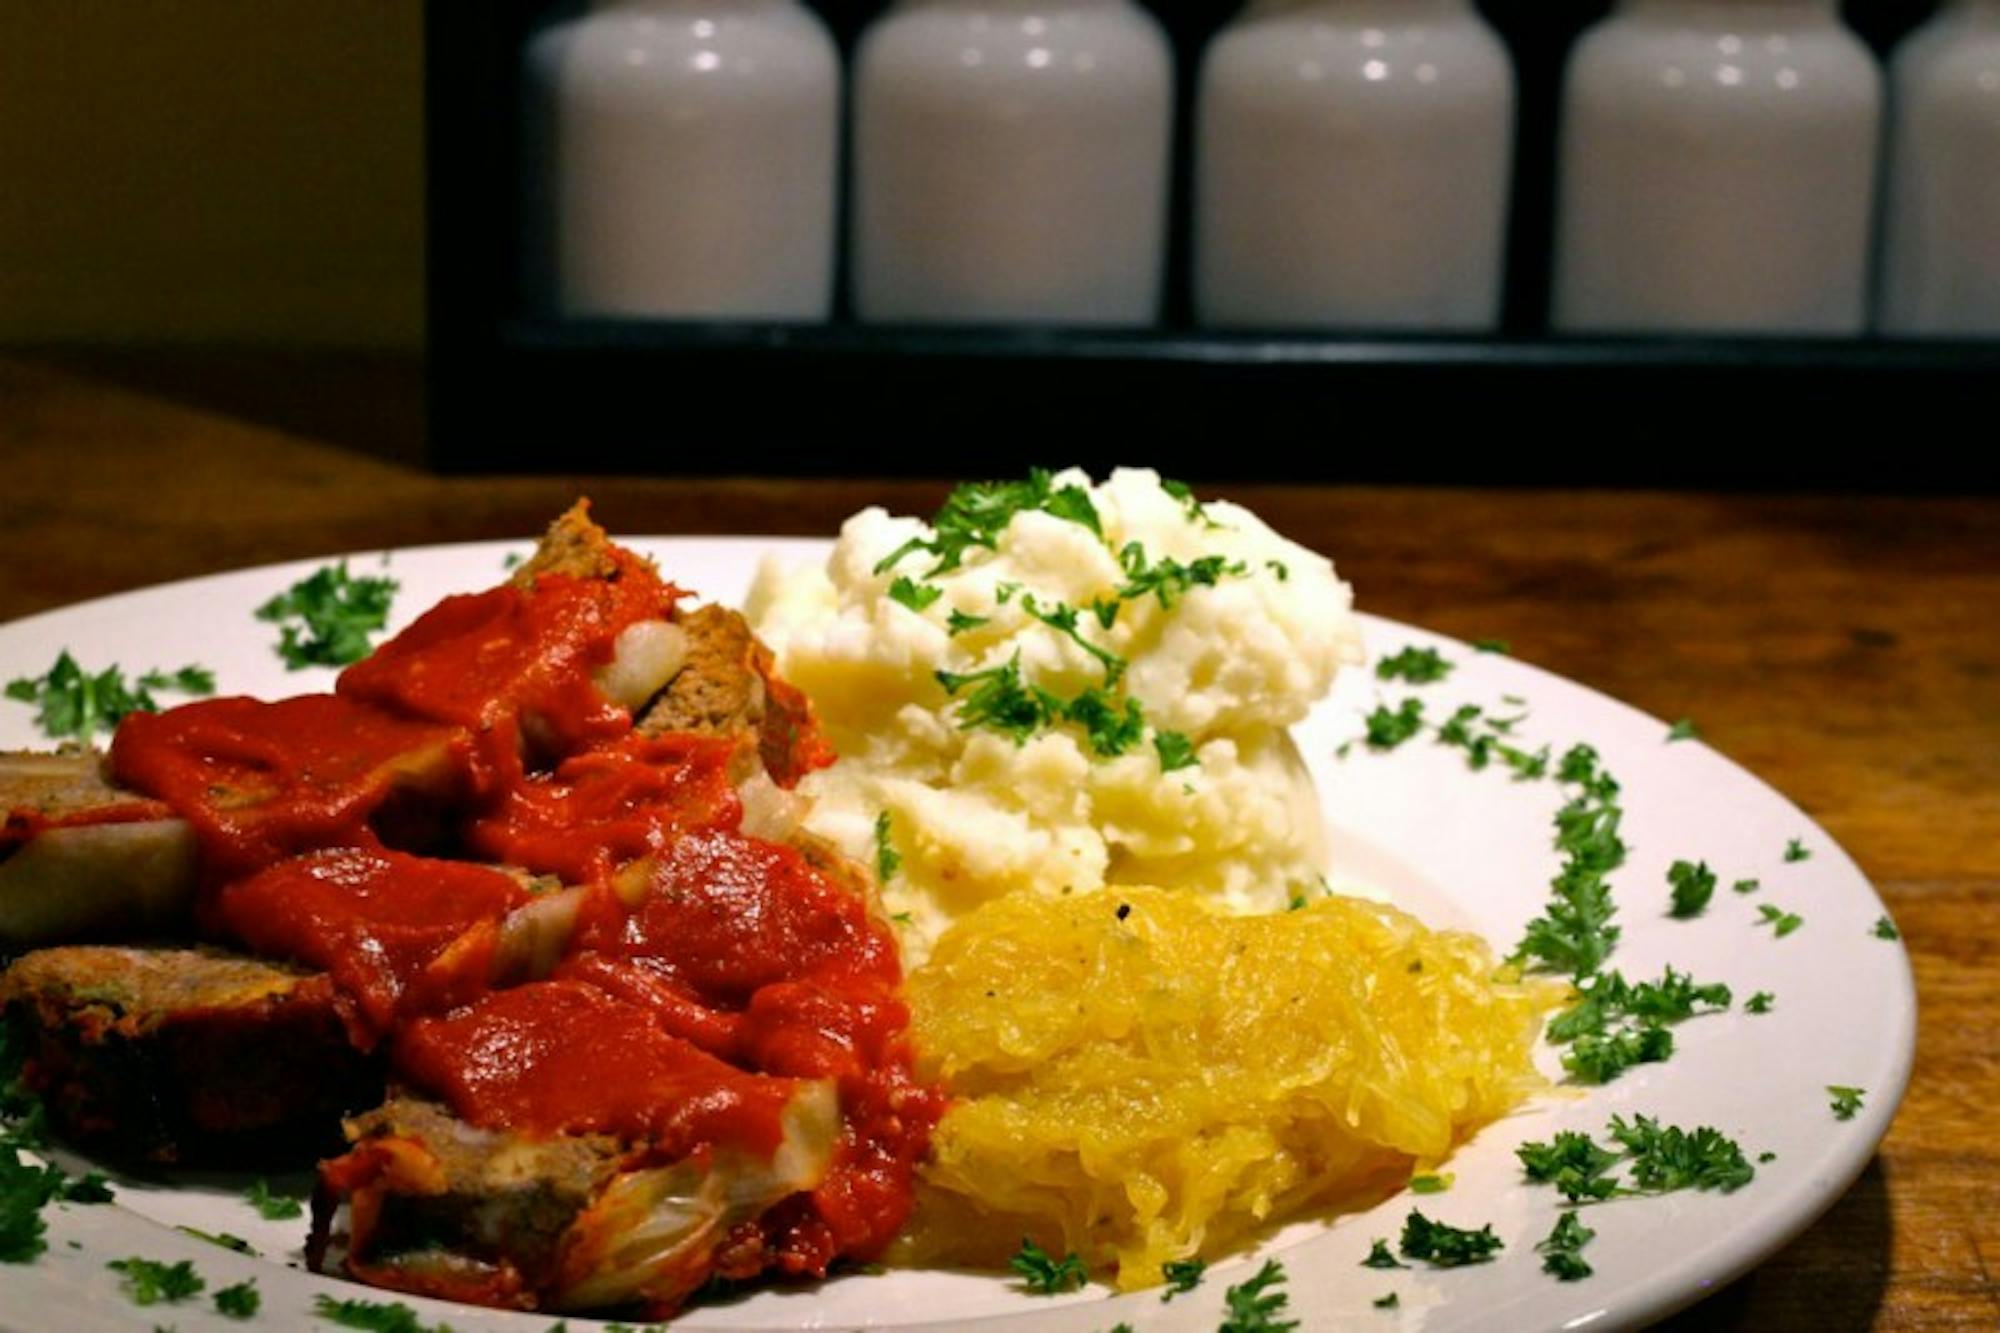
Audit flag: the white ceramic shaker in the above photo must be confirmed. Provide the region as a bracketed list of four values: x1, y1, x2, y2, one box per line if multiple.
[1880, 0, 2000, 337]
[1196, 0, 1516, 331]
[851, 0, 1175, 325]
[525, 0, 841, 320]
[1552, 0, 1882, 336]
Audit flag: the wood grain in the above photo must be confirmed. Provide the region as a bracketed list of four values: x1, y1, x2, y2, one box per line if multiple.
[1, 355, 1994, 1329]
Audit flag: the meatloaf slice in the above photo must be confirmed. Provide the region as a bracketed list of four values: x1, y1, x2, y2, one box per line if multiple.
[0, 945, 375, 1164]
[314, 1081, 839, 1316]
[0, 751, 197, 947]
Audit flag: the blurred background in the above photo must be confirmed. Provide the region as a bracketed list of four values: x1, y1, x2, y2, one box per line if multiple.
[1, 2, 1995, 484]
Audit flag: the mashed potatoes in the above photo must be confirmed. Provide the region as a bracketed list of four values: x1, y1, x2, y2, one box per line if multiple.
[899, 888, 1559, 1286]
[746, 468, 1362, 959]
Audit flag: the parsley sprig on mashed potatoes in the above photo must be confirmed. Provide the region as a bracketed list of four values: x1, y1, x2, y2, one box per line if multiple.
[746, 468, 1362, 959]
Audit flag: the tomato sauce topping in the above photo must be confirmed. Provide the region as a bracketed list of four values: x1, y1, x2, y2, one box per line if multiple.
[338, 555, 675, 776]
[212, 848, 528, 1035]
[109, 695, 465, 885]
[392, 979, 801, 1159]
[465, 733, 741, 885]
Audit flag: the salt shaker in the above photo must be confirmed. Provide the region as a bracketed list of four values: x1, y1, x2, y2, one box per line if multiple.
[1880, 0, 2000, 337]
[1552, 0, 1882, 336]
[1196, 0, 1516, 331]
[851, 0, 1175, 326]
[525, 0, 841, 321]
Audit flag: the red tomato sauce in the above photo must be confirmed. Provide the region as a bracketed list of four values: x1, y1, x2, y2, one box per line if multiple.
[212, 848, 528, 1035]
[101, 542, 941, 1305]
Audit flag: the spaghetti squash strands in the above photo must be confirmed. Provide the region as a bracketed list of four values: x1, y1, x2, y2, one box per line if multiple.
[901, 888, 1562, 1288]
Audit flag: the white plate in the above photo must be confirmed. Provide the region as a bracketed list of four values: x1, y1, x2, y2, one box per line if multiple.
[0, 537, 1915, 1333]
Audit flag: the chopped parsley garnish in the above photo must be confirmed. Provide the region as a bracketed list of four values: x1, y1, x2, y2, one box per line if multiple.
[1667, 859, 1717, 918]
[1161, 477, 1218, 528]
[1398, 1210, 1503, 1267]
[0, 1150, 57, 1262]
[1520, 1115, 1756, 1203]
[1784, 838, 1811, 862]
[1361, 1239, 1408, 1270]
[1266, 560, 1289, 581]
[1538, 1212, 1595, 1281]
[887, 576, 943, 613]
[1733, 877, 1761, 895]
[178, 1227, 255, 1255]
[1510, 745, 1625, 978]
[946, 609, 989, 636]
[107, 1257, 205, 1305]
[1666, 718, 1700, 742]
[5, 651, 215, 741]
[311, 1295, 457, 1331]
[1828, 1086, 1865, 1121]
[1472, 639, 1512, 655]
[1115, 543, 1248, 611]
[1376, 647, 1453, 684]
[1517, 1130, 1623, 1202]
[1609, 1114, 1756, 1192]
[214, 1279, 260, 1319]
[873, 811, 901, 882]
[1021, 594, 1125, 686]
[1153, 730, 1199, 773]
[1219, 1259, 1298, 1333]
[1745, 991, 1775, 1013]
[1872, 915, 1899, 940]
[1009, 1236, 1087, 1293]
[256, 560, 398, 669]
[1373, 1292, 1400, 1309]
[1159, 1256, 1205, 1300]
[1756, 904, 1804, 938]
[936, 655, 1050, 744]
[1064, 688, 1146, 758]
[1365, 698, 1427, 750]
[1542, 966, 1728, 1084]
[1409, 1173, 1451, 1195]
[877, 469, 1101, 577]
[1759, 1151, 1777, 1163]
[245, 1178, 304, 1220]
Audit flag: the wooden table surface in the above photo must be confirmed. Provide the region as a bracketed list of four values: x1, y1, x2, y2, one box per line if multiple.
[1, 355, 1994, 1329]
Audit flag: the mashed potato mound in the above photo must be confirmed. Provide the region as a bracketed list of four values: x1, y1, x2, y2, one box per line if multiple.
[899, 888, 1560, 1287]
[746, 468, 1362, 959]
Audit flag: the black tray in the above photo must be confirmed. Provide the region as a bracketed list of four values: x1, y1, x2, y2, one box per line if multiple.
[427, 1, 1996, 488]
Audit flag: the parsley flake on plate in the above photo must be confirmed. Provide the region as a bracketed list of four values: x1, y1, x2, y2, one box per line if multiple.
[1399, 1210, 1503, 1267]
[1828, 1086, 1866, 1121]
[1538, 1212, 1596, 1281]
[1784, 838, 1812, 863]
[1472, 638, 1512, 655]
[312, 1295, 452, 1332]
[1220, 1259, 1298, 1333]
[213, 1279, 259, 1319]
[1666, 718, 1700, 743]
[1376, 646, 1454, 684]
[1361, 1239, 1409, 1270]
[1159, 1256, 1205, 1300]
[1872, 915, 1900, 940]
[1409, 1173, 1452, 1195]
[107, 1257, 205, 1306]
[1364, 698, 1427, 750]
[1009, 1236, 1086, 1294]
[1667, 859, 1718, 919]
[245, 1177, 304, 1220]
[256, 560, 398, 669]
[4, 651, 215, 741]
[1745, 990, 1776, 1014]
[1756, 904, 1805, 939]
[1373, 1291, 1400, 1309]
